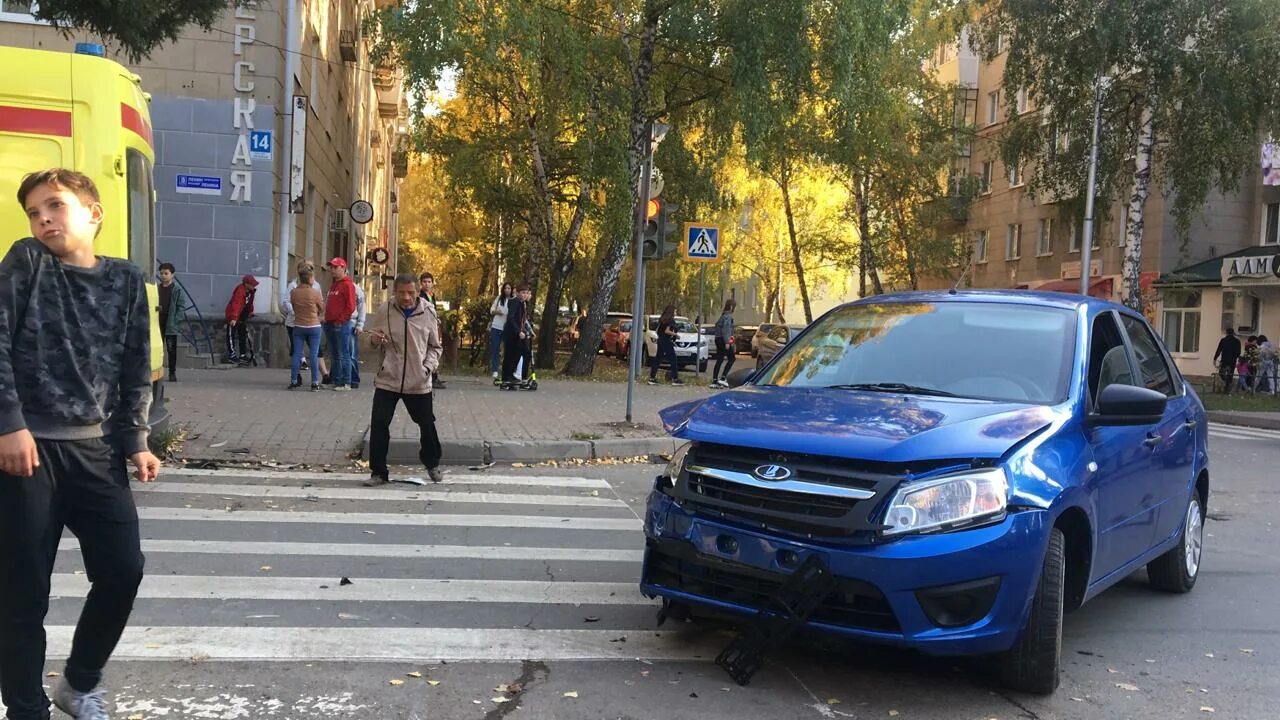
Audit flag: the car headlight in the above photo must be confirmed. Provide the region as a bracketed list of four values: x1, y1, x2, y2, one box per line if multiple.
[882, 468, 1008, 536]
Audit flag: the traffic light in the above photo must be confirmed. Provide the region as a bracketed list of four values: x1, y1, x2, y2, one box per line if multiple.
[658, 202, 679, 258]
[641, 199, 661, 259]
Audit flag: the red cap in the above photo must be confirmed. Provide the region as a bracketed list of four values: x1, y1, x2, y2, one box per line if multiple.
[241, 274, 259, 287]
[328, 257, 348, 268]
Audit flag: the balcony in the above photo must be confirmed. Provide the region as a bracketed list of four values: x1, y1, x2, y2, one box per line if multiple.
[392, 150, 408, 178]
[338, 29, 357, 62]
[373, 63, 396, 91]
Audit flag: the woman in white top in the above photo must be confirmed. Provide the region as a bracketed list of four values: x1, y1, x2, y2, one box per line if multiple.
[489, 283, 513, 381]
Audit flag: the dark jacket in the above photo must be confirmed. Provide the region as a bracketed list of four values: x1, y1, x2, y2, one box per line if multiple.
[1214, 334, 1242, 365]
[158, 281, 191, 336]
[0, 238, 151, 454]
[503, 297, 530, 341]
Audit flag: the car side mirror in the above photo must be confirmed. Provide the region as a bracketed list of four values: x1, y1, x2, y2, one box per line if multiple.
[726, 367, 756, 388]
[1091, 384, 1167, 426]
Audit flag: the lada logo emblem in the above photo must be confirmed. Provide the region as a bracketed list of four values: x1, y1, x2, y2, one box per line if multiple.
[754, 464, 793, 481]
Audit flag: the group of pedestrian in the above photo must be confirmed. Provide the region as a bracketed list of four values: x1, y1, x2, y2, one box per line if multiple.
[278, 258, 369, 391]
[496, 282, 535, 390]
[1213, 328, 1278, 393]
[643, 298, 739, 388]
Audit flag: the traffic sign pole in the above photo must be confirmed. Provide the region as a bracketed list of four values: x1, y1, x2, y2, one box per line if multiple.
[696, 264, 705, 379]
[626, 126, 656, 424]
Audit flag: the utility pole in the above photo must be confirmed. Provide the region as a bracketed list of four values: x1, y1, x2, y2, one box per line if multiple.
[1081, 74, 1105, 297]
[626, 122, 668, 423]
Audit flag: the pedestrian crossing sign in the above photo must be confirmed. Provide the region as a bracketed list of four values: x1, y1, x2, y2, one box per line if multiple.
[682, 223, 722, 263]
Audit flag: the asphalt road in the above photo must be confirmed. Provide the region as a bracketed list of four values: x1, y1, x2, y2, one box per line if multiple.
[14, 422, 1278, 720]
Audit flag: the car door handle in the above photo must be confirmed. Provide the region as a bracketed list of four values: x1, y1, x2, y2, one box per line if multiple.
[1183, 419, 1198, 431]
[1143, 433, 1161, 448]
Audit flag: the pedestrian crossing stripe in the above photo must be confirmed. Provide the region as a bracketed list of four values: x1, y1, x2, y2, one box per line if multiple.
[162, 466, 612, 489]
[58, 538, 644, 562]
[45, 626, 718, 663]
[50, 574, 647, 604]
[135, 481, 628, 508]
[682, 223, 722, 263]
[1206, 423, 1280, 441]
[135, 506, 642, 530]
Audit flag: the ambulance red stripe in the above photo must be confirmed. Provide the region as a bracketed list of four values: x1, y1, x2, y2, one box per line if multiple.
[0, 105, 72, 137]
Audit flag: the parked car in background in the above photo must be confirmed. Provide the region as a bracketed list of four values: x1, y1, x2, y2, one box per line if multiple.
[599, 312, 634, 356]
[644, 291, 1208, 695]
[603, 317, 634, 359]
[643, 315, 710, 371]
[754, 324, 807, 368]
[734, 325, 758, 355]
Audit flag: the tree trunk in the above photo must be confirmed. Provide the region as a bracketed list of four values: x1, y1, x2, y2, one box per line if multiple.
[562, 3, 661, 376]
[1122, 99, 1156, 312]
[894, 200, 920, 291]
[777, 161, 813, 324]
[855, 178, 884, 296]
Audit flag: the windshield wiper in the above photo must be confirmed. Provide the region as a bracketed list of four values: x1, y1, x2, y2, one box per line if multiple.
[824, 382, 961, 398]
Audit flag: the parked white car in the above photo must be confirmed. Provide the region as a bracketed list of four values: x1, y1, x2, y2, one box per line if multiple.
[642, 315, 710, 371]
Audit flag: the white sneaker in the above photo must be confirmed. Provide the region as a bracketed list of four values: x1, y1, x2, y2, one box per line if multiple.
[492, 371, 499, 380]
[53, 678, 110, 720]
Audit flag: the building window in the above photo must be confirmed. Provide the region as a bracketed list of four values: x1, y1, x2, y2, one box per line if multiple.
[974, 230, 989, 263]
[1037, 218, 1053, 256]
[1263, 202, 1279, 245]
[980, 161, 993, 193]
[1161, 290, 1201, 355]
[1, 0, 34, 13]
[987, 90, 1000, 125]
[1067, 220, 1079, 253]
[996, 34, 1007, 54]
[1119, 205, 1130, 247]
[1052, 128, 1069, 156]
[1222, 290, 1261, 334]
[1015, 87, 1028, 115]
[1006, 224, 1022, 260]
[1008, 162, 1023, 187]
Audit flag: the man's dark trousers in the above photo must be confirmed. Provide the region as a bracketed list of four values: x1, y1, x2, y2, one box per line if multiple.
[501, 335, 523, 382]
[0, 438, 145, 720]
[368, 389, 443, 479]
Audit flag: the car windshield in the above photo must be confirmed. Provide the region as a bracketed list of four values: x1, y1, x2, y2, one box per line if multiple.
[753, 301, 1077, 404]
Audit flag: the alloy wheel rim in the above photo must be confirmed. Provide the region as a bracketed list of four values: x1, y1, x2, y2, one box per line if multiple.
[1184, 498, 1203, 578]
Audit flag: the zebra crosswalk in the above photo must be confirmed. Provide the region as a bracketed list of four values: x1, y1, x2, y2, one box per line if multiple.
[46, 466, 719, 664]
[1207, 422, 1280, 444]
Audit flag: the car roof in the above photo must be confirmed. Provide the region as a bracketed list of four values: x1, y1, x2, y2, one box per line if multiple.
[841, 289, 1126, 313]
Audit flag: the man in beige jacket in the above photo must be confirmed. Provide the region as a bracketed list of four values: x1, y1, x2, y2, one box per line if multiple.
[363, 274, 445, 485]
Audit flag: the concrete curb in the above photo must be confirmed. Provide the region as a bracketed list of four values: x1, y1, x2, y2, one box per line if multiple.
[372, 433, 678, 466]
[1206, 411, 1280, 432]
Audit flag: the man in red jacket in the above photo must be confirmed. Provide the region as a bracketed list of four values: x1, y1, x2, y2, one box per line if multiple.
[324, 258, 357, 391]
[224, 274, 258, 366]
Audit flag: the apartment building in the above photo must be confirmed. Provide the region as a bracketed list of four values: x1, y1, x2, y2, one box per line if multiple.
[923, 29, 1257, 333]
[0, 0, 407, 364]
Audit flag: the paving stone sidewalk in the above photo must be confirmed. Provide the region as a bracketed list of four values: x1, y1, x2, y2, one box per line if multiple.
[164, 367, 703, 466]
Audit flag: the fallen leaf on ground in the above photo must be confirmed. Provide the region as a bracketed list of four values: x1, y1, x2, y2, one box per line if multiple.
[427, 680, 441, 686]
[128, 715, 145, 720]
[363, 530, 376, 535]
[491, 697, 511, 704]
[1107, 668, 1119, 673]
[590, 490, 600, 496]
[563, 691, 579, 698]
[46, 672, 60, 677]
[407, 672, 422, 678]
[512, 463, 527, 468]
[1115, 682, 1140, 691]
[1240, 648, 1255, 655]
[260, 566, 272, 572]
[889, 711, 900, 717]
[1071, 697, 1084, 702]
[495, 683, 522, 693]
[1205, 653, 1215, 658]
[210, 441, 227, 448]
[340, 577, 353, 586]
[337, 613, 363, 620]
[1201, 708, 1216, 713]
[144, 644, 161, 650]
[388, 679, 404, 686]
[827, 698, 840, 704]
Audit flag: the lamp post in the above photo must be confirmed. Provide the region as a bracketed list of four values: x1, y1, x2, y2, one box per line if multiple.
[626, 121, 669, 423]
[1080, 74, 1106, 296]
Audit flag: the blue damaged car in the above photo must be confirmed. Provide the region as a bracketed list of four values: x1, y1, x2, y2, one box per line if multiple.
[641, 291, 1208, 694]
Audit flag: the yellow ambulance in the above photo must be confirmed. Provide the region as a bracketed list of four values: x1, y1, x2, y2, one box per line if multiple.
[0, 43, 167, 429]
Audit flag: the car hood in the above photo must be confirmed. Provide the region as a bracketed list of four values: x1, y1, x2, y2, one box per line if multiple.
[659, 385, 1061, 464]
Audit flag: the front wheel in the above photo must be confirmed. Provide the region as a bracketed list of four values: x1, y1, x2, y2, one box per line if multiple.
[1147, 492, 1204, 593]
[999, 527, 1064, 695]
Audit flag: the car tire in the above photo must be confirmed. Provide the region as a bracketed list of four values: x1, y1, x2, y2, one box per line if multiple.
[1146, 491, 1203, 594]
[999, 527, 1064, 695]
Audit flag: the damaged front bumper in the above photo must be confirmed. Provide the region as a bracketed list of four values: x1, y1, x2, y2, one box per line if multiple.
[639, 486, 1050, 656]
